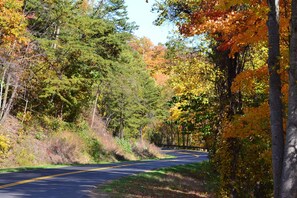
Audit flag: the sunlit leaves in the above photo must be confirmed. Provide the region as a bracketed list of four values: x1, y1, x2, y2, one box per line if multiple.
[0, 0, 27, 46]
[181, 2, 268, 56]
[223, 102, 270, 139]
[129, 37, 169, 85]
[169, 57, 216, 96]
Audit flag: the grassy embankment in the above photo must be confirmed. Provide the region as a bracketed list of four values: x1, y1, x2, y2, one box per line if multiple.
[0, 115, 166, 172]
[97, 161, 219, 198]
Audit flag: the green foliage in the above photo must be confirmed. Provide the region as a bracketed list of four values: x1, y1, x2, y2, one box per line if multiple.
[88, 138, 106, 163]
[116, 138, 133, 154]
[1, 0, 169, 144]
[22, 0, 133, 122]
[39, 115, 64, 132]
[100, 48, 167, 138]
[35, 131, 46, 140]
[95, 0, 137, 32]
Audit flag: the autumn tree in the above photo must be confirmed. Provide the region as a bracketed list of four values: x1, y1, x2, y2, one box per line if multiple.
[153, 0, 289, 196]
[0, 0, 29, 123]
[129, 37, 168, 85]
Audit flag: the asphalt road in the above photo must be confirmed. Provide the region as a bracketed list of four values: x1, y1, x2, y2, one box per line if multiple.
[0, 150, 208, 198]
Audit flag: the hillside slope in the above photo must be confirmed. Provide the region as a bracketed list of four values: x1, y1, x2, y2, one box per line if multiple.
[0, 115, 163, 169]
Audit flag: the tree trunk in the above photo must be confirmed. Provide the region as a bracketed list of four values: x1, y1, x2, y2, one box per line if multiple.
[0, 80, 19, 124]
[281, 0, 297, 196]
[177, 127, 180, 146]
[52, 24, 60, 49]
[119, 115, 124, 139]
[267, 1, 284, 197]
[0, 73, 11, 119]
[182, 125, 186, 147]
[0, 67, 7, 110]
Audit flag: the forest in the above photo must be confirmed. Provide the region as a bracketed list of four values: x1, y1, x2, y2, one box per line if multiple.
[1, 0, 297, 197]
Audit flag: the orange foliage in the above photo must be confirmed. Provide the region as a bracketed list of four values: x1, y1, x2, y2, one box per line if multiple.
[231, 66, 268, 94]
[129, 37, 169, 85]
[222, 102, 270, 139]
[180, 0, 289, 56]
[152, 72, 169, 86]
[167, 0, 292, 195]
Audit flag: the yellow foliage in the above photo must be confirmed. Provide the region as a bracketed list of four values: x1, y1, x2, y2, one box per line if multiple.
[169, 104, 182, 121]
[217, 106, 273, 195]
[0, 0, 28, 46]
[17, 111, 32, 123]
[169, 56, 216, 96]
[0, 135, 10, 158]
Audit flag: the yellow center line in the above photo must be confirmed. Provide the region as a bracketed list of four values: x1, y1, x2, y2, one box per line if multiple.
[179, 152, 200, 158]
[0, 152, 201, 189]
[179, 152, 191, 155]
[0, 162, 146, 189]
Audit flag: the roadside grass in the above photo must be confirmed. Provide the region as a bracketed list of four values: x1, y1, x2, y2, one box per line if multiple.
[98, 161, 219, 198]
[0, 154, 175, 174]
[0, 164, 68, 173]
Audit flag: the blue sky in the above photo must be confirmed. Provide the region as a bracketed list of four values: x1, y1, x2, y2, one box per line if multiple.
[125, 0, 174, 45]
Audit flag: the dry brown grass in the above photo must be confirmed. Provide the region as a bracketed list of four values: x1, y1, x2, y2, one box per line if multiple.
[47, 131, 90, 164]
[132, 140, 165, 159]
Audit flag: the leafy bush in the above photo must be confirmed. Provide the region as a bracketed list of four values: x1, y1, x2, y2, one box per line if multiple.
[35, 131, 46, 140]
[116, 138, 133, 154]
[15, 148, 35, 166]
[16, 111, 32, 124]
[0, 135, 10, 158]
[39, 115, 64, 131]
[88, 138, 106, 162]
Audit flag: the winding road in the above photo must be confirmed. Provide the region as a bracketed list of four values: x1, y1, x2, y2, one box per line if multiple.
[0, 150, 208, 198]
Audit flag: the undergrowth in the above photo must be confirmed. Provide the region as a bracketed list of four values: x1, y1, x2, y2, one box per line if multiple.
[0, 115, 165, 169]
[100, 161, 219, 198]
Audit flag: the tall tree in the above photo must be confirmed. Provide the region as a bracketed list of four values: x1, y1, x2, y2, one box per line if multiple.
[23, 0, 132, 121]
[100, 48, 164, 139]
[281, 0, 297, 196]
[267, 0, 284, 197]
[94, 0, 137, 32]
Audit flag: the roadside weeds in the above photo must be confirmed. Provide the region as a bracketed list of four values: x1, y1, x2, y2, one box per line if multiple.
[93, 161, 219, 198]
